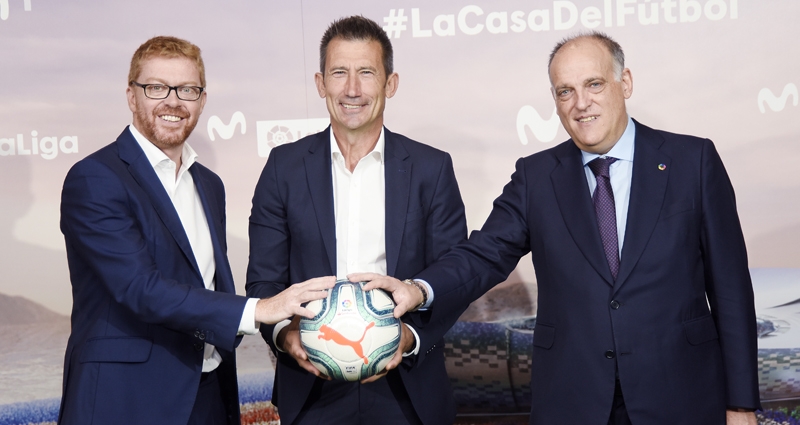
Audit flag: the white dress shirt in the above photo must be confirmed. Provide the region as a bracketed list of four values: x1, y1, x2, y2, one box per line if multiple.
[331, 127, 387, 278]
[129, 124, 258, 373]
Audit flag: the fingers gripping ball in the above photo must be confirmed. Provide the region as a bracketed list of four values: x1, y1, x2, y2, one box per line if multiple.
[299, 280, 400, 381]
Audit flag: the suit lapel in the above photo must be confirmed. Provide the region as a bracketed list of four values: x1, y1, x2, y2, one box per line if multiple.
[614, 121, 670, 291]
[117, 128, 202, 281]
[304, 130, 337, 275]
[383, 129, 411, 277]
[551, 141, 616, 286]
[191, 166, 234, 294]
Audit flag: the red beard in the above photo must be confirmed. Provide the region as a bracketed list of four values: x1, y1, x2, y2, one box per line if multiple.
[135, 104, 198, 150]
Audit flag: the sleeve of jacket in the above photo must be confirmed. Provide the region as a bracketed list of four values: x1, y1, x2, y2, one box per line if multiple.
[403, 152, 468, 366]
[698, 139, 761, 410]
[60, 158, 247, 351]
[413, 157, 532, 363]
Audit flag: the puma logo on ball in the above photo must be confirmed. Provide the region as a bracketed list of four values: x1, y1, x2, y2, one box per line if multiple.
[318, 322, 375, 364]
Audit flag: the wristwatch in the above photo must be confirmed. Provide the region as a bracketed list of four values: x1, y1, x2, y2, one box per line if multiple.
[402, 279, 428, 312]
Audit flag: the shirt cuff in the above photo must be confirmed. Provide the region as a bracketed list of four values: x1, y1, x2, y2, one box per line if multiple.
[402, 323, 421, 357]
[413, 278, 434, 310]
[237, 298, 260, 335]
[727, 407, 757, 412]
[271, 319, 292, 353]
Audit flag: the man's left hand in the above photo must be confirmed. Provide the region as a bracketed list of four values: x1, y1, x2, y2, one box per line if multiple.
[360, 322, 414, 384]
[726, 410, 757, 425]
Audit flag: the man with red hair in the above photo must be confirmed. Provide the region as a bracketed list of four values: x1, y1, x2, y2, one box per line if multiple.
[59, 36, 332, 425]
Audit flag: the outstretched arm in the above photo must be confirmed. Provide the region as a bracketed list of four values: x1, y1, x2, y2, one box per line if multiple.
[254, 276, 335, 324]
[61, 158, 247, 351]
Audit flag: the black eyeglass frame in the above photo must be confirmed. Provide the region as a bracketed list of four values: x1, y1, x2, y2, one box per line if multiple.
[130, 81, 205, 101]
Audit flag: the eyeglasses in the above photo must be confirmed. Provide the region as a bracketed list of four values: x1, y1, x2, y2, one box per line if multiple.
[130, 81, 205, 101]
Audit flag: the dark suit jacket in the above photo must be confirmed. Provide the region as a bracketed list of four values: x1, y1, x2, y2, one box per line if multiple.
[416, 120, 760, 424]
[245, 127, 467, 425]
[58, 127, 247, 425]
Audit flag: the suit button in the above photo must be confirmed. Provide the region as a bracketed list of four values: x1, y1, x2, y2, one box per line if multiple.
[194, 343, 204, 352]
[605, 350, 616, 359]
[610, 300, 620, 310]
[198, 333, 206, 341]
[193, 330, 200, 338]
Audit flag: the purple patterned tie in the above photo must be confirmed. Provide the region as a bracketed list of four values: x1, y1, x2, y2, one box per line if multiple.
[588, 157, 619, 280]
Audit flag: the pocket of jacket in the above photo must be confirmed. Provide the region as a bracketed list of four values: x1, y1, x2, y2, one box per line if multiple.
[405, 207, 425, 223]
[533, 323, 555, 349]
[682, 315, 719, 346]
[659, 199, 694, 221]
[80, 337, 153, 363]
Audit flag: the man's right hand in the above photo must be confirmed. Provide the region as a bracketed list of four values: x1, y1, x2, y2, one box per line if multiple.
[254, 276, 335, 325]
[277, 316, 330, 379]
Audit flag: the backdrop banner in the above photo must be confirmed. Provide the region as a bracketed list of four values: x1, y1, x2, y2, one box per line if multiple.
[1, 1, 798, 423]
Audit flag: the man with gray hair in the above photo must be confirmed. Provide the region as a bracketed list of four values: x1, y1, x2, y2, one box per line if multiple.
[358, 31, 760, 424]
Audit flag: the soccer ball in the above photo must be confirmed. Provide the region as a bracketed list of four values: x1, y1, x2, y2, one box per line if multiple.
[299, 279, 401, 381]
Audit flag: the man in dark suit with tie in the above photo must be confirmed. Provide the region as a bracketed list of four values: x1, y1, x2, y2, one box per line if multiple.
[245, 16, 467, 425]
[358, 32, 760, 424]
[58, 36, 333, 425]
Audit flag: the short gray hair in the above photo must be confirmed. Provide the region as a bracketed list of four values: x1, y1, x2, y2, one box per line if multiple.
[548, 31, 625, 81]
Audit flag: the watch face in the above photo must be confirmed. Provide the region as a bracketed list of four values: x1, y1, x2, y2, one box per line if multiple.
[402, 280, 426, 311]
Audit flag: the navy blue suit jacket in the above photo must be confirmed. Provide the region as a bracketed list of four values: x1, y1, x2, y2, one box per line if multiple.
[417, 120, 760, 424]
[245, 127, 467, 425]
[59, 127, 247, 425]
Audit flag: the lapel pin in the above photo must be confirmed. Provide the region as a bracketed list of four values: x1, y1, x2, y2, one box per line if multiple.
[658, 164, 666, 171]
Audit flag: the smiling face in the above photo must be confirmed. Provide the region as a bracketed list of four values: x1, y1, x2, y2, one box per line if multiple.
[126, 56, 206, 153]
[549, 38, 632, 154]
[315, 38, 398, 140]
